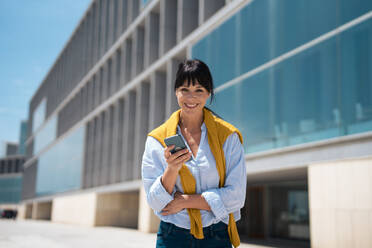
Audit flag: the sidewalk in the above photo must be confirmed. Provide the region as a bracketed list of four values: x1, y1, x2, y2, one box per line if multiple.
[0, 219, 271, 248]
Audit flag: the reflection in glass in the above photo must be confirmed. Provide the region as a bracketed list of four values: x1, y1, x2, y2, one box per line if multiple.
[34, 116, 57, 155]
[0, 176, 22, 203]
[210, 37, 340, 153]
[32, 99, 46, 133]
[36, 126, 85, 196]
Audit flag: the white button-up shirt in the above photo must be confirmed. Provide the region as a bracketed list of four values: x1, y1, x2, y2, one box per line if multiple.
[141, 123, 247, 229]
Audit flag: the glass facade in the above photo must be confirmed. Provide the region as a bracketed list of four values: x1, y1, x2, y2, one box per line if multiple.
[35, 126, 85, 196]
[34, 116, 57, 155]
[18, 121, 28, 155]
[193, 1, 372, 153]
[0, 176, 22, 203]
[32, 99, 46, 133]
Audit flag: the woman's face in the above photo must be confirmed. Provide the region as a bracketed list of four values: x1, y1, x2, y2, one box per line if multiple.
[175, 81, 210, 115]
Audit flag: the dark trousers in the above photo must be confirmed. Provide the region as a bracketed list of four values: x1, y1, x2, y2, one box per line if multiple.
[156, 221, 232, 248]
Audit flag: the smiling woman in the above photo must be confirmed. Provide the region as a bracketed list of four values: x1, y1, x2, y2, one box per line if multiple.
[142, 59, 247, 248]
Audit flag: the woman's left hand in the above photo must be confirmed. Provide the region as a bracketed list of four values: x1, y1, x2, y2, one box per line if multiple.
[161, 192, 185, 216]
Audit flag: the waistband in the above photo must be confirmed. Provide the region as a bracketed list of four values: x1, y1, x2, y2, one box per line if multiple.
[159, 221, 227, 237]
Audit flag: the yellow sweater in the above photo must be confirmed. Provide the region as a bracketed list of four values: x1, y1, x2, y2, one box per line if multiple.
[148, 108, 243, 247]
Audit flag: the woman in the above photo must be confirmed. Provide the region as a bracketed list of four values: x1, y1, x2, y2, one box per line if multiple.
[142, 59, 246, 248]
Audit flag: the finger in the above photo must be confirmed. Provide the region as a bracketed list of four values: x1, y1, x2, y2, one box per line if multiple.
[173, 152, 192, 164]
[164, 145, 175, 159]
[166, 148, 189, 163]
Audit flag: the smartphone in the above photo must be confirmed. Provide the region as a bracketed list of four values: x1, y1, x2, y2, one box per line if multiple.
[164, 134, 188, 154]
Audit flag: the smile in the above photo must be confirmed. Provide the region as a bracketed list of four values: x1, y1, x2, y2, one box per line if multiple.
[185, 103, 198, 108]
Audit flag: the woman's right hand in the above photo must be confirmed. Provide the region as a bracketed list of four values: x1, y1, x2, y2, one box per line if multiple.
[164, 145, 192, 172]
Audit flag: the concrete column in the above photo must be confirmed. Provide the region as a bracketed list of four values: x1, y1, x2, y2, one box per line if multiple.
[138, 185, 160, 233]
[166, 59, 181, 117]
[144, 12, 160, 68]
[25, 204, 33, 219]
[107, 59, 113, 98]
[199, 0, 225, 25]
[87, 80, 93, 113]
[94, 73, 100, 108]
[121, 91, 136, 181]
[149, 71, 166, 130]
[133, 82, 150, 180]
[99, 67, 104, 103]
[132, 27, 145, 78]
[177, 0, 198, 42]
[308, 157, 372, 248]
[159, 0, 177, 56]
[110, 99, 124, 184]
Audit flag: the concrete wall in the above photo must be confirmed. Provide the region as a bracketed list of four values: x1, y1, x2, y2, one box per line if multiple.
[95, 191, 139, 228]
[33, 201, 52, 220]
[308, 157, 372, 248]
[51, 193, 97, 226]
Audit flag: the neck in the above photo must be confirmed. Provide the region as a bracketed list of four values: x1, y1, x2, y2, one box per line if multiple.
[179, 109, 204, 133]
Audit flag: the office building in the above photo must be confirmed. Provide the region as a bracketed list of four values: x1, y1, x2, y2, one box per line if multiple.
[19, 0, 372, 247]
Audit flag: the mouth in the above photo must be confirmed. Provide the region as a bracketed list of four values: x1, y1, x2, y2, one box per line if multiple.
[184, 103, 198, 109]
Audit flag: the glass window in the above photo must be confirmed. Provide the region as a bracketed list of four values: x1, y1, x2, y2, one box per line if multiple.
[340, 18, 372, 135]
[34, 115, 57, 155]
[36, 126, 85, 196]
[209, 37, 340, 153]
[192, 0, 372, 87]
[0, 176, 22, 203]
[32, 99, 46, 133]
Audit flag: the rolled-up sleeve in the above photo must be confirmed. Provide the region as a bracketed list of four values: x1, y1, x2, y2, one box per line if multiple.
[142, 136, 175, 212]
[201, 133, 247, 220]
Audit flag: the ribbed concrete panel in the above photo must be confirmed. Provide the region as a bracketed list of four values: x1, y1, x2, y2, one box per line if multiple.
[107, 59, 113, 98]
[124, 39, 133, 84]
[22, 161, 37, 200]
[93, 115, 102, 187]
[100, 108, 111, 186]
[99, 0, 107, 57]
[94, 73, 100, 108]
[144, 12, 160, 68]
[93, 2, 100, 65]
[113, 49, 122, 92]
[127, 0, 139, 24]
[119, 0, 128, 34]
[121, 91, 136, 181]
[149, 71, 166, 130]
[83, 121, 93, 188]
[199, 0, 225, 24]
[110, 99, 124, 184]
[132, 27, 145, 78]
[177, 0, 198, 42]
[89, 118, 98, 188]
[166, 59, 182, 117]
[133, 82, 150, 180]
[107, 0, 115, 49]
[159, 0, 177, 56]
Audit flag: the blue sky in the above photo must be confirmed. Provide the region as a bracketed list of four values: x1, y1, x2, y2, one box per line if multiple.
[0, 0, 91, 144]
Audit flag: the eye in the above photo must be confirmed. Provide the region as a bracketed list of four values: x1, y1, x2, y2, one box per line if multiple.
[180, 88, 189, 92]
[196, 89, 204, 92]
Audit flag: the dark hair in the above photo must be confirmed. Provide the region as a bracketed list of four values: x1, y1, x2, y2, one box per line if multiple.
[174, 59, 214, 103]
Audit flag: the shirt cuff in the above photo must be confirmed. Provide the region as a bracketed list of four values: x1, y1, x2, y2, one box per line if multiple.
[150, 176, 175, 211]
[202, 189, 229, 220]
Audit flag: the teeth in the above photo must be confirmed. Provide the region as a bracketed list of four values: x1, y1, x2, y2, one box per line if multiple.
[185, 103, 197, 108]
